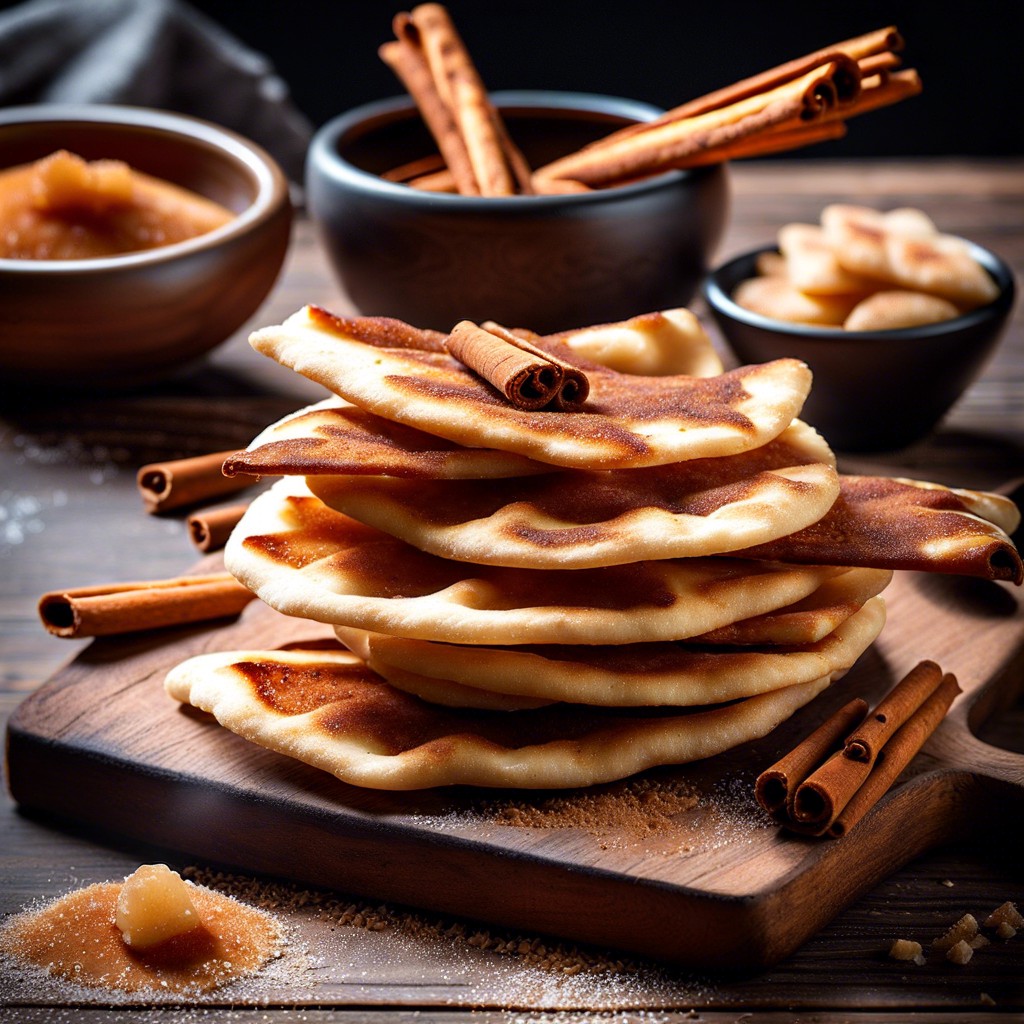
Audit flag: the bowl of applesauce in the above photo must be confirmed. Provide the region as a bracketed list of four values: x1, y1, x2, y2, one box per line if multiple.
[0, 105, 292, 386]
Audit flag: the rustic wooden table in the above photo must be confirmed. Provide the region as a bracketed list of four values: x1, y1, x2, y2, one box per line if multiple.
[2, 160, 1022, 1022]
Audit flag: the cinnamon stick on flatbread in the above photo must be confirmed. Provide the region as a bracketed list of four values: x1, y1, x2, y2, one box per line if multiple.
[444, 320, 564, 410]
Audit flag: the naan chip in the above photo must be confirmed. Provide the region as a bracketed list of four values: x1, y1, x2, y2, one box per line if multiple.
[697, 567, 892, 645]
[843, 290, 960, 331]
[335, 596, 885, 707]
[778, 223, 875, 296]
[741, 476, 1023, 582]
[224, 398, 550, 480]
[305, 422, 840, 569]
[248, 305, 812, 469]
[226, 478, 844, 645]
[821, 205, 999, 308]
[165, 647, 833, 790]
[732, 275, 860, 326]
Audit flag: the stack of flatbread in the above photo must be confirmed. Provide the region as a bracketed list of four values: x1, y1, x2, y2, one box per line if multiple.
[166, 305, 1021, 791]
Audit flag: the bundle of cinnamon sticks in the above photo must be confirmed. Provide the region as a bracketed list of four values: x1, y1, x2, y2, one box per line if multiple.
[379, 3, 533, 196]
[756, 661, 961, 839]
[380, 7, 921, 194]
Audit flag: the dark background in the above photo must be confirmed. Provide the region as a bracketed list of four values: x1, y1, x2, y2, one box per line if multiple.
[190, 0, 1022, 157]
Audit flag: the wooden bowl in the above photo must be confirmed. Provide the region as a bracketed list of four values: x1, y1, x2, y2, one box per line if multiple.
[0, 105, 292, 386]
[703, 244, 1016, 452]
[306, 91, 729, 334]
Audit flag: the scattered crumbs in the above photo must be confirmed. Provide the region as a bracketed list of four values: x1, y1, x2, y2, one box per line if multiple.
[933, 913, 978, 952]
[981, 992, 997, 1006]
[888, 938, 924, 965]
[984, 901, 1023, 931]
[941, 879, 955, 888]
[946, 939, 974, 965]
[995, 922, 1017, 940]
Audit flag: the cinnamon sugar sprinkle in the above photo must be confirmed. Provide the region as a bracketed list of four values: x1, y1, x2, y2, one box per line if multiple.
[488, 777, 701, 846]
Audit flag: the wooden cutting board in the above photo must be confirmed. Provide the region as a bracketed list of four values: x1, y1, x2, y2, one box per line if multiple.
[6, 568, 1023, 971]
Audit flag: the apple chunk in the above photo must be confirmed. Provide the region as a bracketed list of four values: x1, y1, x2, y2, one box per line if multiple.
[115, 864, 200, 949]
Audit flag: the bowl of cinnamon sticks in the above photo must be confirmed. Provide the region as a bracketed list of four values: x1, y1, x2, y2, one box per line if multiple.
[307, 89, 729, 334]
[307, 6, 924, 335]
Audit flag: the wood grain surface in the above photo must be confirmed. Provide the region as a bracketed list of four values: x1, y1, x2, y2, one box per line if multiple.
[3, 160, 1023, 1021]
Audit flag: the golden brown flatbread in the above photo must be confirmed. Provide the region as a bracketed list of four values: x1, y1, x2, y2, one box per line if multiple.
[741, 476, 1023, 582]
[696, 567, 892, 645]
[305, 422, 839, 569]
[248, 305, 812, 469]
[165, 647, 834, 790]
[223, 398, 550, 480]
[335, 596, 885, 707]
[225, 478, 844, 645]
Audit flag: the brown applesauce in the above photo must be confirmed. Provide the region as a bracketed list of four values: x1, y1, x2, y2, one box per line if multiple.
[0, 879, 282, 993]
[0, 150, 235, 259]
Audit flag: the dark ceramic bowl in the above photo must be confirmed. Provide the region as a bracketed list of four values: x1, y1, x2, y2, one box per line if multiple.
[0, 105, 292, 386]
[307, 91, 729, 334]
[703, 245, 1016, 452]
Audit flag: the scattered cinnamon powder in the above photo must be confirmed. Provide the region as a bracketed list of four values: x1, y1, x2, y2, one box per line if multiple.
[0, 878, 282, 994]
[488, 777, 700, 842]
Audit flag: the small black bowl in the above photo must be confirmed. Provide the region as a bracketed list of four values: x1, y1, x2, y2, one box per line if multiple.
[703, 245, 1016, 452]
[307, 91, 729, 334]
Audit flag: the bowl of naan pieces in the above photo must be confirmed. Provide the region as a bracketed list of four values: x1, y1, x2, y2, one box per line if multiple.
[163, 305, 1021, 792]
[703, 205, 1015, 451]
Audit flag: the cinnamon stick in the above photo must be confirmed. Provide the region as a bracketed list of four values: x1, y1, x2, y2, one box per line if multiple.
[843, 659, 945, 763]
[187, 503, 250, 553]
[829, 672, 961, 837]
[379, 37, 479, 195]
[392, 4, 532, 196]
[407, 167, 458, 192]
[663, 120, 848, 169]
[760, 661, 961, 838]
[600, 51, 860, 147]
[136, 452, 255, 514]
[445, 320, 563, 410]
[381, 152, 447, 183]
[38, 573, 254, 638]
[755, 698, 868, 815]
[481, 321, 590, 411]
[791, 748, 873, 828]
[535, 60, 854, 187]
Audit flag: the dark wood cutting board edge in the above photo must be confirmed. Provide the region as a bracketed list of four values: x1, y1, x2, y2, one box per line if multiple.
[6, 569, 1024, 972]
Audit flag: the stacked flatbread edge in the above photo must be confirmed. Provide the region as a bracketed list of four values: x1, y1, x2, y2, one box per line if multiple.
[166, 306, 1022, 790]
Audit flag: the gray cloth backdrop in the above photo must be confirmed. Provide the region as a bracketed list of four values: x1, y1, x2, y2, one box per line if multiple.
[0, 0, 312, 181]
